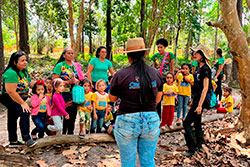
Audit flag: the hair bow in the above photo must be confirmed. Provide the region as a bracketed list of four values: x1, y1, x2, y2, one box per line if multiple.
[36, 80, 45, 85]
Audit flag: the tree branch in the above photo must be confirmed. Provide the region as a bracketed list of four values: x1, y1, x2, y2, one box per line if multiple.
[246, 0, 250, 10]
[206, 21, 222, 28]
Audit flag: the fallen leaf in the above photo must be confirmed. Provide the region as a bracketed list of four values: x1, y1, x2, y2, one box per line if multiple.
[80, 153, 87, 160]
[68, 159, 87, 164]
[69, 145, 78, 151]
[62, 163, 73, 167]
[102, 158, 121, 167]
[202, 144, 211, 159]
[87, 143, 97, 146]
[183, 158, 193, 164]
[100, 143, 108, 148]
[97, 162, 105, 167]
[6, 148, 20, 154]
[115, 149, 120, 153]
[49, 162, 56, 166]
[159, 145, 173, 151]
[176, 146, 187, 151]
[54, 147, 63, 155]
[65, 154, 78, 159]
[62, 149, 78, 156]
[106, 148, 113, 152]
[36, 159, 48, 167]
[79, 146, 91, 153]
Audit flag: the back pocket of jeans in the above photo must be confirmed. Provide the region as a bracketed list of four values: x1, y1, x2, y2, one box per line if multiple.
[115, 117, 137, 138]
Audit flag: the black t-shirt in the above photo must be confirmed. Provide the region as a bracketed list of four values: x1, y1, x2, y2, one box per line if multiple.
[110, 64, 164, 115]
[193, 63, 212, 97]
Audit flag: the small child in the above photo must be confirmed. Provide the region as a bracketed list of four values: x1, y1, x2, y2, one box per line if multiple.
[47, 78, 70, 135]
[160, 72, 178, 129]
[78, 78, 93, 138]
[216, 87, 234, 114]
[45, 77, 53, 97]
[175, 63, 194, 126]
[91, 79, 110, 133]
[30, 80, 52, 140]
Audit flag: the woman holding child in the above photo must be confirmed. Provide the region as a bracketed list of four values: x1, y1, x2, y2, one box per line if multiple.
[183, 45, 212, 156]
[109, 37, 163, 167]
[53, 47, 83, 135]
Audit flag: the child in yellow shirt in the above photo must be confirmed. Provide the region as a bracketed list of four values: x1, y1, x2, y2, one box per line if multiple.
[217, 87, 234, 114]
[78, 79, 93, 138]
[160, 72, 178, 129]
[175, 63, 194, 126]
[90, 79, 110, 133]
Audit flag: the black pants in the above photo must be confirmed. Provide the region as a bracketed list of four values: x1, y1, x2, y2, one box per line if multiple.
[62, 92, 77, 135]
[215, 74, 223, 101]
[183, 97, 203, 134]
[31, 112, 47, 138]
[1, 94, 31, 142]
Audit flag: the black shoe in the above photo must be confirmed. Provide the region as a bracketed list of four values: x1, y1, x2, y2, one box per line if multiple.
[26, 139, 37, 147]
[9, 141, 24, 147]
[196, 130, 204, 149]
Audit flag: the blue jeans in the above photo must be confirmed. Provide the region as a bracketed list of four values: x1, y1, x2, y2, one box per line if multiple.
[114, 112, 160, 167]
[177, 95, 189, 119]
[31, 112, 47, 138]
[91, 109, 105, 133]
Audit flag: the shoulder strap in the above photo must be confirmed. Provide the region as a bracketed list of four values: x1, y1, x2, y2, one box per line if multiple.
[159, 52, 169, 75]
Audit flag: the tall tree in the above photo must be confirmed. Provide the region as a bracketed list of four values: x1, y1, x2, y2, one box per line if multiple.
[67, 0, 95, 60]
[0, 0, 4, 90]
[174, 0, 181, 65]
[140, 0, 145, 39]
[19, 0, 30, 56]
[214, 2, 220, 59]
[106, 0, 112, 60]
[207, 0, 250, 144]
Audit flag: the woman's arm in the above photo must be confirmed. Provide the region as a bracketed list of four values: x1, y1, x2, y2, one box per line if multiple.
[108, 67, 115, 76]
[5, 83, 30, 112]
[86, 64, 94, 85]
[196, 77, 209, 115]
[156, 92, 163, 104]
[109, 94, 118, 102]
[215, 64, 223, 79]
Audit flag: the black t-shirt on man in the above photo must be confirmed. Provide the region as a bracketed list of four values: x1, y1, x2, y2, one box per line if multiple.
[110, 64, 164, 115]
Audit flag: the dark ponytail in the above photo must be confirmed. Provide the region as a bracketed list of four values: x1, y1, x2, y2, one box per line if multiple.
[127, 51, 153, 110]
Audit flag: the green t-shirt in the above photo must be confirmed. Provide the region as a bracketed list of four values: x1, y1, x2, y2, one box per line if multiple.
[191, 61, 198, 67]
[215, 57, 225, 75]
[2, 67, 31, 94]
[151, 52, 175, 76]
[53, 61, 78, 81]
[89, 57, 113, 82]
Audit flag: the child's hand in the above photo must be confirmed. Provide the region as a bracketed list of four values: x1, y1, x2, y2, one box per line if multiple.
[65, 115, 70, 120]
[94, 113, 98, 120]
[105, 114, 108, 121]
[39, 93, 44, 99]
[66, 101, 73, 108]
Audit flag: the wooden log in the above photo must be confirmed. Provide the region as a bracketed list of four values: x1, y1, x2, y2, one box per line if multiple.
[24, 133, 115, 153]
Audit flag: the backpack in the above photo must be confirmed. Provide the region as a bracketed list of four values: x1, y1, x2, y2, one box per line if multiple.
[72, 84, 85, 104]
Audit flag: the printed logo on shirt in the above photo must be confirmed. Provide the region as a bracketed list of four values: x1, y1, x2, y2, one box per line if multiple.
[167, 89, 175, 97]
[98, 99, 107, 107]
[17, 76, 29, 93]
[129, 80, 157, 89]
[180, 81, 189, 87]
[40, 105, 47, 110]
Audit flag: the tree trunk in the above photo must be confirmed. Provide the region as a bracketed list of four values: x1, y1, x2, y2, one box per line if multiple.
[174, 0, 181, 66]
[140, 0, 146, 39]
[0, 0, 4, 91]
[18, 0, 30, 57]
[106, 0, 112, 60]
[67, 0, 95, 60]
[13, 15, 19, 51]
[82, 31, 85, 58]
[184, 30, 193, 60]
[89, 33, 93, 55]
[207, 0, 250, 142]
[214, 2, 220, 59]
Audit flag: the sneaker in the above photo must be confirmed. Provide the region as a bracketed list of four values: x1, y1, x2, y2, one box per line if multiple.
[9, 141, 24, 147]
[79, 134, 85, 139]
[26, 139, 37, 147]
[168, 125, 173, 130]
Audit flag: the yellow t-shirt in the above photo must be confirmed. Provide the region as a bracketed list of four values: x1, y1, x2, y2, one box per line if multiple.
[92, 92, 110, 110]
[177, 73, 194, 96]
[162, 83, 178, 106]
[221, 96, 234, 113]
[78, 92, 93, 113]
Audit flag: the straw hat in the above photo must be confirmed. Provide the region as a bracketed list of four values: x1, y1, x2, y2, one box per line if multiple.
[191, 44, 211, 68]
[123, 37, 150, 53]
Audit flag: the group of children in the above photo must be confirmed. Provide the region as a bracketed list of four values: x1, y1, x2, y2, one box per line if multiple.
[29, 76, 118, 140]
[160, 63, 234, 130]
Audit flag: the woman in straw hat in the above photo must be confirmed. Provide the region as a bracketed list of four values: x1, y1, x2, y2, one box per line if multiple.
[109, 37, 164, 167]
[183, 44, 212, 156]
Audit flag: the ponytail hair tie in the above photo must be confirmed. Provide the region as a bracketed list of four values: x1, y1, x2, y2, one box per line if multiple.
[53, 78, 63, 88]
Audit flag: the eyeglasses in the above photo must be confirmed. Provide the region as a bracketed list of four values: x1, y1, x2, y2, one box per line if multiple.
[15, 51, 26, 57]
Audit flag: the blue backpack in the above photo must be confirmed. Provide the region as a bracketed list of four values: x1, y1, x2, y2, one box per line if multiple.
[72, 84, 85, 104]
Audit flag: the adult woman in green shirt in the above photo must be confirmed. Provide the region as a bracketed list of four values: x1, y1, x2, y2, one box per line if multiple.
[53, 47, 79, 135]
[86, 46, 114, 92]
[1, 52, 36, 147]
[214, 48, 225, 100]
